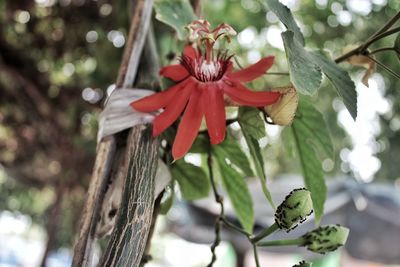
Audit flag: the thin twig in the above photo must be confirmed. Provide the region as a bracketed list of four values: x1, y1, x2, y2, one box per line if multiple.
[368, 47, 397, 55]
[365, 54, 400, 80]
[360, 11, 400, 50]
[220, 217, 250, 237]
[335, 11, 400, 63]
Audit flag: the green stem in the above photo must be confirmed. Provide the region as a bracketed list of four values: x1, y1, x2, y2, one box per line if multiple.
[264, 72, 290, 75]
[365, 54, 400, 80]
[253, 244, 261, 267]
[250, 222, 279, 243]
[257, 237, 305, 247]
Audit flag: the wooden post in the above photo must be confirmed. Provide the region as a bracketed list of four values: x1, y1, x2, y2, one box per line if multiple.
[72, 1, 156, 266]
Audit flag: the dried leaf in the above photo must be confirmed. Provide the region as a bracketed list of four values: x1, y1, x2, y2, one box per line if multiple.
[347, 54, 376, 87]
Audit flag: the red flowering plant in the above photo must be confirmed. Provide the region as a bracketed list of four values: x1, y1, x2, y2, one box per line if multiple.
[131, 20, 281, 160]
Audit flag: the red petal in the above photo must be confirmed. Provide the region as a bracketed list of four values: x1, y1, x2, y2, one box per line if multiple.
[223, 81, 281, 107]
[229, 56, 274, 82]
[172, 85, 204, 160]
[160, 64, 189, 81]
[130, 79, 188, 112]
[183, 45, 197, 59]
[152, 80, 195, 136]
[204, 85, 226, 144]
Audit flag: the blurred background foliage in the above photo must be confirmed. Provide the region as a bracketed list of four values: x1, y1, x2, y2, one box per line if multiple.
[0, 0, 399, 262]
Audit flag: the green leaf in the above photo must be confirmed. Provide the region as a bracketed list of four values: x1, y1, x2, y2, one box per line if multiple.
[264, 0, 305, 45]
[189, 135, 208, 154]
[214, 151, 254, 232]
[238, 107, 266, 140]
[238, 110, 275, 208]
[310, 52, 357, 120]
[395, 33, 400, 60]
[214, 138, 254, 177]
[296, 99, 334, 159]
[154, 0, 196, 40]
[171, 161, 210, 200]
[290, 99, 334, 224]
[241, 132, 275, 208]
[281, 31, 322, 95]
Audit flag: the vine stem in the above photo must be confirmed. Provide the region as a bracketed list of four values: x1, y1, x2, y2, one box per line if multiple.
[257, 237, 305, 247]
[335, 11, 400, 63]
[206, 142, 252, 266]
[207, 145, 224, 267]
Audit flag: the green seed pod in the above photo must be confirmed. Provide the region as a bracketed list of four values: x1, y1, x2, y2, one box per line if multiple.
[293, 260, 312, 267]
[302, 224, 349, 254]
[275, 188, 313, 232]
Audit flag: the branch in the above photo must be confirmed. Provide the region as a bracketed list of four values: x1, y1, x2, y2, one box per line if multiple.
[335, 11, 400, 63]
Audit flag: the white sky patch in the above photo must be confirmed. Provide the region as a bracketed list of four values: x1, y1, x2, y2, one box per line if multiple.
[264, 26, 284, 50]
[279, 0, 300, 11]
[337, 10, 353, 26]
[247, 49, 261, 63]
[372, 0, 387, 5]
[184, 154, 202, 167]
[338, 73, 390, 182]
[346, 0, 372, 16]
[238, 27, 257, 49]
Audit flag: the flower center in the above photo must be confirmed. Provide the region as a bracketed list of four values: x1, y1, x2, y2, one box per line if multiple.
[181, 53, 231, 83]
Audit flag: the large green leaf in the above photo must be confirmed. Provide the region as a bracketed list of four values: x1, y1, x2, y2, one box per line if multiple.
[215, 138, 254, 177]
[281, 31, 322, 95]
[264, 0, 305, 45]
[238, 107, 266, 140]
[310, 52, 358, 120]
[214, 150, 254, 233]
[171, 161, 210, 200]
[154, 0, 196, 40]
[238, 107, 274, 208]
[290, 99, 334, 224]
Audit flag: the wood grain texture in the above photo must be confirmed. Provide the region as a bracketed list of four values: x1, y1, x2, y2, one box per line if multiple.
[72, 0, 154, 266]
[99, 126, 158, 267]
[72, 138, 116, 267]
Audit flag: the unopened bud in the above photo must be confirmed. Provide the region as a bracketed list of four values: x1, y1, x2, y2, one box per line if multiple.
[275, 188, 313, 232]
[302, 224, 349, 254]
[293, 260, 312, 267]
[264, 86, 298, 126]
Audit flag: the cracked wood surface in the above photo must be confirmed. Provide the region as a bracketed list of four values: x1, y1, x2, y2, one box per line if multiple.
[72, 0, 155, 266]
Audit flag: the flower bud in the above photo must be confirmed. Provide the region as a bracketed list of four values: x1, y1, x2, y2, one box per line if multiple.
[293, 260, 312, 267]
[302, 224, 349, 254]
[275, 188, 313, 232]
[264, 86, 298, 126]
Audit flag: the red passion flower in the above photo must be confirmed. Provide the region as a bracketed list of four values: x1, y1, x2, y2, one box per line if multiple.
[131, 20, 281, 160]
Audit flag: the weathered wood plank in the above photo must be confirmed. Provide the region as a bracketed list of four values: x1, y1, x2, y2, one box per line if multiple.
[99, 126, 158, 266]
[72, 0, 154, 266]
